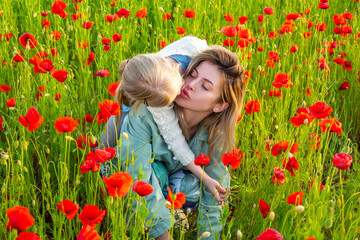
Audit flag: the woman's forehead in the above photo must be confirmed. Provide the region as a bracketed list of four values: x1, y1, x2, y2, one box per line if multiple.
[196, 61, 221, 84]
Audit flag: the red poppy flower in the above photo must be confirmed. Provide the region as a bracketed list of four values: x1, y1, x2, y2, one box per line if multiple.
[286, 191, 303, 205]
[315, 23, 327, 31]
[42, 19, 51, 29]
[194, 153, 210, 166]
[108, 82, 120, 96]
[163, 13, 172, 20]
[290, 45, 298, 53]
[282, 157, 299, 177]
[166, 186, 186, 209]
[6, 97, 16, 107]
[305, 8, 311, 15]
[16, 232, 41, 240]
[105, 14, 118, 23]
[271, 141, 289, 157]
[94, 148, 116, 163]
[78, 205, 106, 227]
[333, 14, 346, 25]
[184, 9, 195, 18]
[258, 14, 265, 23]
[55, 92, 61, 101]
[222, 39, 234, 47]
[51, 31, 62, 40]
[159, 40, 166, 49]
[132, 180, 154, 197]
[76, 135, 98, 149]
[339, 81, 350, 90]
[318, 2, 329, 9]
[271, 167, 285, 185]
[135, 8, 147, 18]
[72, 13, 82, 21]
[19, 33, 38, 49]
[80, 152, 101, 174]
[87, 52, 95, 65]
[0, 117, 3, 130]
[268, 90, 281, 98]
[103, 172, 133, 198]
[309, 101, 333, 119]
[37, 51, 48, 59]
[263, 7, 274, 15]
[54, 117, 78, 133]
[257, 228, 283, 240]
[342, 12, 353, 20]
[309, 179, 324, 191]
[272, 73, 291, 88]
[36, 86, 46, 100]
[221, 148, 243, 169]
[52, 69, 68, 82]
[259, 199, 270, 218]
[77, 225, 101, 240]
[82, 21, 93, 29]
[1, 85, 11, 92]
[224, 14, 234, 23]
[239, 16, 248, 25]
[18, 107, 44, 132]
[221, 26, 237, 37]
[41, 11, 49, 17]
[237, 39, 250, 48]
[290, 107, 314, 127]
[51, 48, 58, 57]
[39, 59, 55, 72]
[95, 99, 120, 124]
[342, 61, 352, 71]
[57, 200, 80, 220]
[116, 8, 130, 18]
[177, 27, 186, 34]
[333, 153, 352, 170]
[310, 132, 320, 150]
[94, 69, 110, 77]
[244, 100, 260, 114]
[4, 32, 13, 41]
[112, 33, 122, 43]
[6, 206, 35, 231]
[51, 0, 67, 16]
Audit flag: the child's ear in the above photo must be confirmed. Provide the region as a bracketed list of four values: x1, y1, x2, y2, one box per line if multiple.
[213, 102, 229, 113]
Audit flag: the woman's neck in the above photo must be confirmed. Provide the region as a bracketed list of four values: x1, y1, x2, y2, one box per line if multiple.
[183, 109, 211, 139]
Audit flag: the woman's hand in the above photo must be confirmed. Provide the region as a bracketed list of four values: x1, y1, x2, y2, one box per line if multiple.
[203, 177, 227, 202]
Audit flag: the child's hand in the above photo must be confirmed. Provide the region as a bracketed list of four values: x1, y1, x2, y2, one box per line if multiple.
[204, 178, 227, 202]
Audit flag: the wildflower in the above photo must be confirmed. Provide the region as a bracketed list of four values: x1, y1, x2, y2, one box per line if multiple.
[166, 186, 186, 209]
[257, 228, 283, 240]
[244, 100, 260, 114]
[194, 153, 210, 166]
[77, 225, 101, 240]
[78, 205, 106, 227]
[54, 117, 78, 133]
[19, 33, 38, 49]
[308, 101, 333, 119]
[287, 191, 303, 206]
[6, 206, 35, 231]
[271, 167, 285, 185]
[135, 8, 147, 18]
[333, 153, 353, 170]
[319, 117, 342, 135]
[184, 9, 195, 18]
[103, 172, 133, 198]
[222, 148, 244, 169]
[132, 180, 154, 197]
[18, 107, 44, 132]
[57, 200, 80, 220]
[259, 199, 270, 218]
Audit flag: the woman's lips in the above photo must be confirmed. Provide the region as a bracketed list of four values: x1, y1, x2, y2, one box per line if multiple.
[180, 89, 190, 99]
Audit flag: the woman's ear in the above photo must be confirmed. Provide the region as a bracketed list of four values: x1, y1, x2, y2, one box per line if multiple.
[213, 102, 229, 113]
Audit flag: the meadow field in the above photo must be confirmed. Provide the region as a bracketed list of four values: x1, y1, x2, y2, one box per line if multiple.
[0, 0, 359, 239]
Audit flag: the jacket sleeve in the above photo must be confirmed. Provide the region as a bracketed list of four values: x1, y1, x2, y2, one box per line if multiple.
[197, 158, 230, 240]
[117, 109, 172, 239]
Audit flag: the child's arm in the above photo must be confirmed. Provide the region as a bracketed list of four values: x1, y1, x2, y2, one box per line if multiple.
[147, 105, 226, 202]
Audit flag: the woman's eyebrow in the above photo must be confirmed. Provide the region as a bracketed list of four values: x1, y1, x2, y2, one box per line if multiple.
[195, 68, 214, 86]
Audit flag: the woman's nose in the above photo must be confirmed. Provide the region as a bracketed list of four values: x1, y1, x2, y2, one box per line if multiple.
[186, 78, 199, 91]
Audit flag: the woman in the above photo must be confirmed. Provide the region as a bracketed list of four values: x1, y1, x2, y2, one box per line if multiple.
[115, 45, 246, 240]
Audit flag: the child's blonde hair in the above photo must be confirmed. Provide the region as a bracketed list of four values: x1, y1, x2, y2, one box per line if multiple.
[115, 54, 183, 109]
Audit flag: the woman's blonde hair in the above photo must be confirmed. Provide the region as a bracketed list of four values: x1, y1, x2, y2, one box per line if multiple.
[115, 53, 183, 109]
[175, 45, 246, 158]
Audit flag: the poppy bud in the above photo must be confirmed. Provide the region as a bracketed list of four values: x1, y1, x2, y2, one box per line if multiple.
[274, 44, 277, 48]
[23, 166, 28, 172]
[237, 230, 243, 239]
[303, 119, 309, 124]
[324, 218, 333, 229]
[201, 232, 211, 238]
[1, 184, 6, 194]
[21, 95, 25, 99]
[45, 93, 50, 97]
[257, 65, 262, 71]
[165, 201, 172, 209]
[76, 179, 80, 185]
[295, 205, 305, 213]
[23, 141, 29, 151]
[288, 152, 293, 158]
[274, 125, 279, 130]
[159, 7, 164, 11]
[302, 101, 306, 107]
[46, 148, 50, 154]
[269, 211, 275, 221]
[122, 132, 129, 140]
[261, 90, 266, 95]
[148, 24, 152, 28]
[337, 198, 341, 207]
[253, 203, 256, 208]
[245, 89, 251, 93]
[17, 160, 22, 166]
[32, 200, 36, 207]
[65, 136, 75, 141]
[33, 12, 38, 17]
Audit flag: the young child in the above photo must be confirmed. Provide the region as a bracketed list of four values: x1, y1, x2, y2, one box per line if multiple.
[100, 36, 226, 202]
